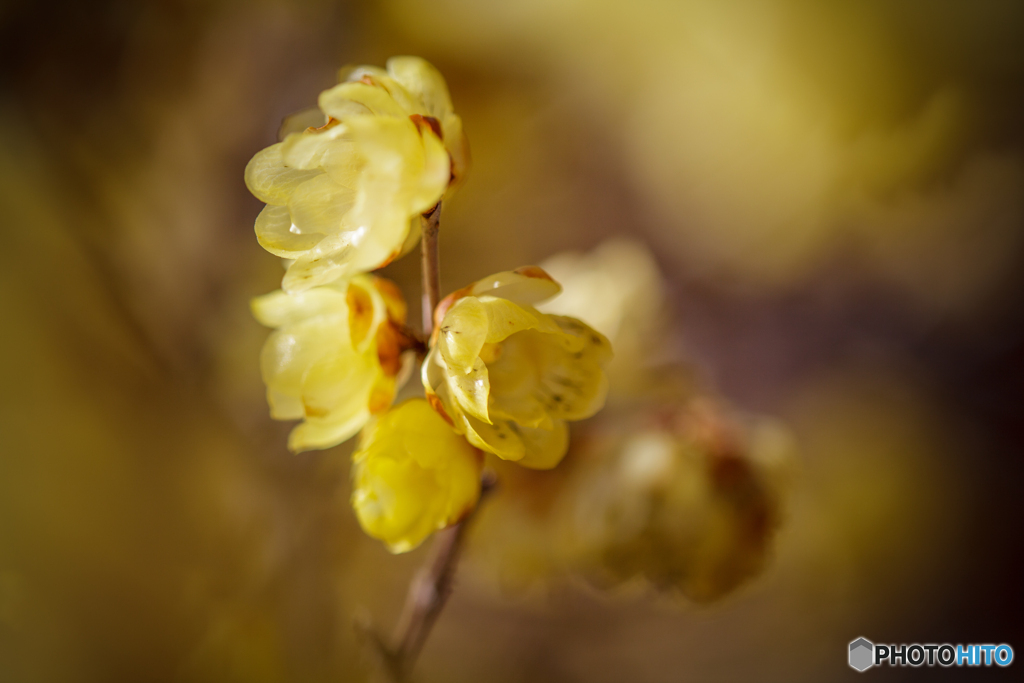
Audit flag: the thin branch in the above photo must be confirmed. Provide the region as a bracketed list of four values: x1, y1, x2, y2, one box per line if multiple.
[391, 473, 498, 679]
[420, 202, 442, 335]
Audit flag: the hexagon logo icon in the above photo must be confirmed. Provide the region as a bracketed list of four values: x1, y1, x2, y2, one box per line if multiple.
[849, 637, 874, 672]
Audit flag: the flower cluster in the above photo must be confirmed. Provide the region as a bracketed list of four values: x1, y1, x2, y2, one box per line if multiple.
[247, 58, 611, 552]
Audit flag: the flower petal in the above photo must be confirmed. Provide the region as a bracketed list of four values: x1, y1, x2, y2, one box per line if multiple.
[319, 81, 408, 119]
[346, 277, 389, 353]
[251, 285, 348, 328]
[254, 204, 324, 259]
[282, 232, 361, 293]
[338, 64, 389, 83]
[281, 124, 349, 170]
[437, 297, 489, 373]
[514, 420, 570, 470]
[541, 316, 613, 421]
[288, 407, 371, 453]
[267, 388, 305, 420]
[459, 412, 568, 469]
[346, 116, 448, 216]
[448, 357, 492, 424]
[441, 113, 470, 187]
[386, 56, 454, 119]
[299, 348, 379, 423]
[469, 267, 562, 306]
[277, 106, 327, 141]
[244, 143, 322, 206]
[259, 319, 342, 403]
[288, 174, 356, 236]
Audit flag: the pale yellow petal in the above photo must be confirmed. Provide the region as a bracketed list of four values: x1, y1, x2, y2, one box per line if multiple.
[411, 125, 451, 213]
[478, 296, 562, 343]
[281, 125, 349, 170]
[338, 64, 389, 83]
[438, 296, 556, 375]
[460, 413, 568, 469]
[469, 267, 562, 306]
[259, 319, 341, 400]
[346, 116, 448, 216]
[360, 73, 422, 115]
[345, 276, 390, 354]
[549, 315, 614, 361]
[281, 232, 360, 293]
[441, 113, 470, 187]
[287, 174, 356, 236]
[320, 138, 363, 187]
[288, 407, 371, 453]
[395, 216, 422, 260]
[267, 388, 304, 420]
[250, 286, 347, 329]
[482, 329, 558, 429]
[386, 56, 454, 119]
[437, 297, 490, 374]
[421, 347, 449, 400]
[244, 143, 322, 205]
[353, 454, 439, 553]
[277, 106, 327, 141]
[541, 316, 613, 421]
[319, 81, 408, 119]
[342, 203, 413, 272]
[514, 420, 570, 470]
[299, 338, 376, 405]
[448, 357, 492, 424]
[254, 204, 324, 259]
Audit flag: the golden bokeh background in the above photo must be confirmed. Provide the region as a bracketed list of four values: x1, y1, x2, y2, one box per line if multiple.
[1, 0, 1022, 681]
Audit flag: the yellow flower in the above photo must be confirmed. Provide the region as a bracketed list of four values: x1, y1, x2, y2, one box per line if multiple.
[251, 274, 414, 452]
[244, 56, 469, 292]
[351, 399, 482, 553]
[422, 267, 612, 469]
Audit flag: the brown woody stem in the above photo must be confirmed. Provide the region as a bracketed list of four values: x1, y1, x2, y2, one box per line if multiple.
[420, 203, 442, 335]
[389, 472, 497, 679]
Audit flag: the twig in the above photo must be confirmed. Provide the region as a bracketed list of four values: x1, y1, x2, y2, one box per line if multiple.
[390, 472, 498, 678]
[420, 203, 442, 335]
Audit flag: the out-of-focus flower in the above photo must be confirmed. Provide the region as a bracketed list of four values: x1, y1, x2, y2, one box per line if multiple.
[422, 267, 612, 469]
[245, 56, 469, 292]
[252, 274, 415, 452]
[351, 399, 483, 553]
[567, 400, 795, 602]
[539, 239, 664, 349]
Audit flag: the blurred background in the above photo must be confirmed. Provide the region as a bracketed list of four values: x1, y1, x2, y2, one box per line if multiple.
[1, 0, 1022, 681]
